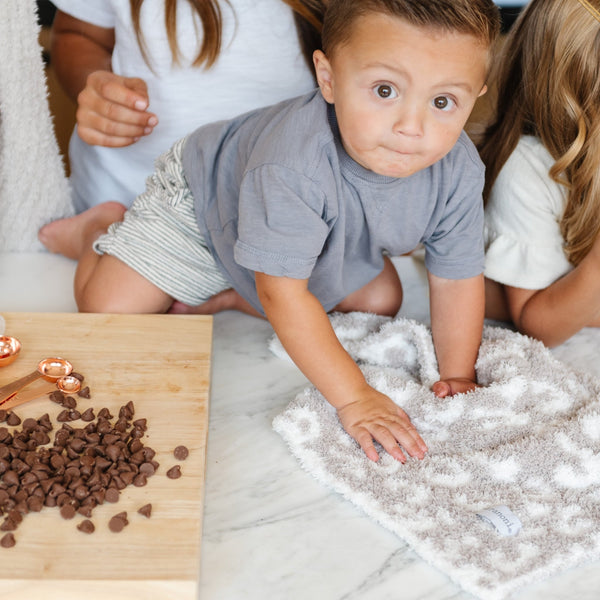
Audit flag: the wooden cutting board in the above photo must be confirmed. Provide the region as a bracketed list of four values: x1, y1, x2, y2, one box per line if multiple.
[0, 313, 212, 600]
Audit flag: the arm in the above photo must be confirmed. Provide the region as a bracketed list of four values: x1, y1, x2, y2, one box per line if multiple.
[255, 272, 427, 463]
[505, 235, 600, 347]
[428, 272, 484, 397]
[51, 10, 157, 147]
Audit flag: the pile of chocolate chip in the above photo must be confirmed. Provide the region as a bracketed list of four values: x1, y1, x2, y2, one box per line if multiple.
[0, 372, 188, 548]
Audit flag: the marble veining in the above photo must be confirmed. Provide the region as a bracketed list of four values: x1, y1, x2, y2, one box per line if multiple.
[1, 252, 599, 599]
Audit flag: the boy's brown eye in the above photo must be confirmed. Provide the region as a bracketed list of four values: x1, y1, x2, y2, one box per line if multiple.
[434, 96, 449, 109]
[376, 85, 393, 98]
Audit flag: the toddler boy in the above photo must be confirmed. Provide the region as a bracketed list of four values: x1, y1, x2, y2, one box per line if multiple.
[48, 0, 500, 462]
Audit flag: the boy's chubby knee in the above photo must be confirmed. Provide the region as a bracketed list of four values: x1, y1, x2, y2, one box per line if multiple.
[335, 268, 403, 317]
[367, 293, 403, 317]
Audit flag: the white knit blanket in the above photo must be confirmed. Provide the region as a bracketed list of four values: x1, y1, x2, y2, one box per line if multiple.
[272, 313, 600, 600]
[0, 0, 73, 252]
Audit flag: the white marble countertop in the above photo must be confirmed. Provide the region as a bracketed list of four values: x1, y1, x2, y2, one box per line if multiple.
[1, 252, 599, 599]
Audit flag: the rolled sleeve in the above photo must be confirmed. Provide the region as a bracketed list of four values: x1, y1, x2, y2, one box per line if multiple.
[424, 164, 485, 280]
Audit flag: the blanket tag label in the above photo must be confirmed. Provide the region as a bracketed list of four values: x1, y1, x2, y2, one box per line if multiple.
[476, 505, 522, 537]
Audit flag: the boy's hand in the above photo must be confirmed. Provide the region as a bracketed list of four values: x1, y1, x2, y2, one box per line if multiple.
[255, 272, 427, 464]
[76, 71, 158, 147]
[432, 377, 478, 398]
[336, 388, 428, 463]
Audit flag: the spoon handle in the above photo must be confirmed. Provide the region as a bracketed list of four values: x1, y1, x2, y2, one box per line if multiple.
[0, 371, 42, 405]
[0, 383, 54, 411]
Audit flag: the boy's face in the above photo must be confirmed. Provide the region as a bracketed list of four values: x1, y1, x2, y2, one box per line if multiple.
[314, 13, 489, 178]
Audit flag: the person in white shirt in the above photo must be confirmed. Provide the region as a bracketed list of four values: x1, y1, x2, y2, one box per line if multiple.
[480, 0, 600, 347]
[38, 0, 323, 256]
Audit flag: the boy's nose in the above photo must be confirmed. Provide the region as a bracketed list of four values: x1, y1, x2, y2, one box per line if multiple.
[393, 104, 425, 137]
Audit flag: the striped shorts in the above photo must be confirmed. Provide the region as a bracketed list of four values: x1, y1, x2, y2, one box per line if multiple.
[94, 137, 230, 306]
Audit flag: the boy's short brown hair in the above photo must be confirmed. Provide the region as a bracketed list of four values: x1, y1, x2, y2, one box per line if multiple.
[321, 0, 501, 57]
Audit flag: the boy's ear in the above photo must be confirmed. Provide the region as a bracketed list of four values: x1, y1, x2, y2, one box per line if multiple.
[478, 84, 488, 98]
[313, 50, 335, 104]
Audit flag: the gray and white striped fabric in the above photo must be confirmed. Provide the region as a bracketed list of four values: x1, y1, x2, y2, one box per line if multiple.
[94, 137, 230, 305]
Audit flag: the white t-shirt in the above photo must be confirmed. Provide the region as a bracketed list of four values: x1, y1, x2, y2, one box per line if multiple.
[52, 0, 316, 211]
[484, 135, 572, 289]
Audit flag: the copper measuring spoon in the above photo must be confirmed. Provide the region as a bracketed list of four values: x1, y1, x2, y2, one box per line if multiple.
[55, 375, 81, 394]
[0, 336, 21, 367]
[0, 357, 73, 406]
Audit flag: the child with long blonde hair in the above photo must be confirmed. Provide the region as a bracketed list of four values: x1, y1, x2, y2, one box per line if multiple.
[480, 0, 600, 347]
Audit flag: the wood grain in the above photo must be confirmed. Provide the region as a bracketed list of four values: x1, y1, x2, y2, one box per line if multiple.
[0, 313, 212, 600]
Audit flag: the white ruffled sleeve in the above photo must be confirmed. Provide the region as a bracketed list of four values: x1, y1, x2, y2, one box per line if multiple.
[484, 136, 572, 289]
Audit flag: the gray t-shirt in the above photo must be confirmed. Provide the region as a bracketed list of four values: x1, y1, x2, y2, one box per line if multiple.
[182, 90, 484, 315]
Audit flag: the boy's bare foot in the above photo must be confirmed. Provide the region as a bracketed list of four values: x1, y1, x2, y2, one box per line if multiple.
[38, 201, 127, 260]
[169, 289, 263, 318]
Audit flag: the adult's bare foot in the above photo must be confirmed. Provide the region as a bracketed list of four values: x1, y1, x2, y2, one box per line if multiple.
[38, 201, 127, 260]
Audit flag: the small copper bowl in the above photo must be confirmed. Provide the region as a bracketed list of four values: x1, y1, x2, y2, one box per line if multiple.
[0, 336, 21, 367]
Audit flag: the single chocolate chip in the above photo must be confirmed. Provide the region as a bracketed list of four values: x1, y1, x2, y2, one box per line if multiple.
[32, 431, 51, 445]
[173, 445, 189, 460]
[114, 418, 128, 433]
[77, 519, 95, 534]
[139, 462, 155, 476]
[77, 386, 91, 399]
[74, 485, 89, 501]
[95, 457, 112, 472]
[60, 504, 77, 520]
[3, 471, 19, 486]
[56, 410, 71, 423]
[0, 532, 16, 548]
[133, 473, 147, 487]
[104, 488, 120, 503]
[6, 413, 21, 426]
[96, 420, 112, 435]
[102, 433, 120, 446]
[7, 510, 22, 524]
[21, 472, 38, 486]
[37, 413, 53, 431]
[78, 504, 94, 518]
[49, 390, 65, 404]
[137, 503, 152, 518]
[70, 373, 84, 382]
[108, 513, 128, 533]
[27, 496, 44, 512]
[21, 418, 38, 431]
[90, 488, 105, 505]
[166, 465, 182, 479]
[80, 408, 95, 422]
[0, 519, 17, 531]
[127, 440, 141, 454]
[105, 445, 121, 462]
[63, 396, 77, 409]
[119, 471, 135, 486]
